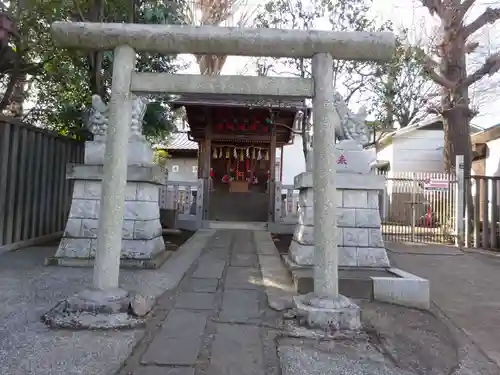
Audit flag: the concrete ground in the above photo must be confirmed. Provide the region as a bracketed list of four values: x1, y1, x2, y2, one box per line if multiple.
[386, 242, 500, 370]
[2, 231, 500, 375]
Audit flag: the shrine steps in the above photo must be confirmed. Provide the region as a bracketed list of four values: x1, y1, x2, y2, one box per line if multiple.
[204, 221, 268, 231]
[208, 191, 269, 222]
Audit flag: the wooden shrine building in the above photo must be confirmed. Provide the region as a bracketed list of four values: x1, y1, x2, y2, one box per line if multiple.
[171, 94, 308, 223]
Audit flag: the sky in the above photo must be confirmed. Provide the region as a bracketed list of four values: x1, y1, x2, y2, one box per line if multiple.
[178, 0, 500, 128]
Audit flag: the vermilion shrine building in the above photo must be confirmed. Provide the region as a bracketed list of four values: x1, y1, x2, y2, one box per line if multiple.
[171, 94, 308, 222]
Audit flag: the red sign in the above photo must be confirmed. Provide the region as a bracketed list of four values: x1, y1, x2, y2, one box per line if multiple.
[423, 179, 449, 191]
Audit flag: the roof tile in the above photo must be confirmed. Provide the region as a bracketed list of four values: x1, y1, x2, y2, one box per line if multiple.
[164, 132, 198, 150]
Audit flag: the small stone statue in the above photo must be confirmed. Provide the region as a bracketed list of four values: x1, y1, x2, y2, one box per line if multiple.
[333, 91, 370, 146]
[87, 95, 109, 136]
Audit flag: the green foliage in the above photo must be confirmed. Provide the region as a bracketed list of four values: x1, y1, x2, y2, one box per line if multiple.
[152, 147, 170, 171]
[143, 100, 178, 143]
[15, 0, 187, 143]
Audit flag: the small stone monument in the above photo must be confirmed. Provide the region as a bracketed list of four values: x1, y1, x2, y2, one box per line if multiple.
[47, 95, 168, 268]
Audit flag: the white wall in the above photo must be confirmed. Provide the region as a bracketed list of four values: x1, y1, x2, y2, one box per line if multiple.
[280, 134, 306, 185]
[391, 129, 444, 173]
[376, 143, 394, 176]
[166, 156, 198, 182]
[484, 138, 500, 177]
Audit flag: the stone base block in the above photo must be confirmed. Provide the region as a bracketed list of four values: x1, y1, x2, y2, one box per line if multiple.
[53, 172, 167, 265]
[372, 268, 430, 310]
[55, 234, 166, 259]
[293, 224, 314, 245]
[84, 138, 153, 165]
[45, 248, 172, 269]
[289, 240, 314, 266]
[42, 288, 156, 330]
[294, 171, 385, 190]
[293, 293, 361, 331]
[354, 246, 390, 267]
[288, 241, 389, 268]
[289, 267, 430, 310]
[282, 253, 311, 271]
[290, 267, 381, 299]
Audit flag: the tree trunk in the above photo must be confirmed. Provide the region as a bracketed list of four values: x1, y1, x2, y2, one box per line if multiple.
[6, 77, 25, 117]
[441, 99, 471, 171]
[439, 14, 474, 243]
[439, 19, 471, 173]
[88, 0, 105, 96]
[5, 0, 26, 118]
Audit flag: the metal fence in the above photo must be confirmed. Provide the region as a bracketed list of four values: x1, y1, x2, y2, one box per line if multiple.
[0, 117, 84, 248]
[379, 171, 457, 244]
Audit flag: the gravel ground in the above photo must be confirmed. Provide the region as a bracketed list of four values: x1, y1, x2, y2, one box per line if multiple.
[0, 231, 201, 375]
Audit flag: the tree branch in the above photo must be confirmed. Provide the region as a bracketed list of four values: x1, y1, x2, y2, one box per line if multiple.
[344, 80, 365, 104]
[73, 0, 87, 21]
[424, 56, 456, 89]
[465, 41, 479, 54]
[420, 0, 444, 17]
[464, 7, 500, 38]
[460, 0, 476, 18]
[462, 52, 500, 87]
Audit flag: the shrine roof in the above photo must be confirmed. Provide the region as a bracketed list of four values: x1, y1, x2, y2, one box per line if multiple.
[155, 132, 198, 151]
[170, 94, 309, 111]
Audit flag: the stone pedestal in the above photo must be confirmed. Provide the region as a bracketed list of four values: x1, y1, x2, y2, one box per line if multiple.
[293, 293, 361, 331]
[288, 140, 390, 269]
[42, 287, 154, 329]
[85, 135, 153, 166]
[289, 183, 315, 266]
[47, 138, 169, 269]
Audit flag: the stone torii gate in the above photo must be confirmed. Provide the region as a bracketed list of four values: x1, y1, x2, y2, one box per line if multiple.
[47, 22, 395, 329]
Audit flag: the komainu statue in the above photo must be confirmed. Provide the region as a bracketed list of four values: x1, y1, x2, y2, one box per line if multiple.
[333, 91, 370, 146]
[86, 94, 147, 138]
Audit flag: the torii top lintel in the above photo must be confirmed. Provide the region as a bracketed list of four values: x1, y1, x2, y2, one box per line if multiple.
[51, 22, 396, 61]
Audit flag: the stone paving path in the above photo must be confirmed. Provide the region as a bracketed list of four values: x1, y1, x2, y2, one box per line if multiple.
[118, 229, 282, 375]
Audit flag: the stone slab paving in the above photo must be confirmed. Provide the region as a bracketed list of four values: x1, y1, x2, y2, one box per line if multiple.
[121, 229, 498, 375]
[141, 310, 209, 366]
[121, 229, 282, 375]
[208, 324, 264, 375]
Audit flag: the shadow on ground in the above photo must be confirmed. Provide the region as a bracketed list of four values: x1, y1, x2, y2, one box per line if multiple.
[279, 300, 499, 375]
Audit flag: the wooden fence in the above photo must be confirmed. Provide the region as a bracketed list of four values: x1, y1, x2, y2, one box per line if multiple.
[0, 117, 84, 250]
[465, 175, 500, 249]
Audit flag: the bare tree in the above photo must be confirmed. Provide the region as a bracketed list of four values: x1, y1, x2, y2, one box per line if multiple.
[420, 0, 500, 172]
[184, 0, 254, 75]
[252, 0, 390, 161]
[368, 29, 438, 129]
